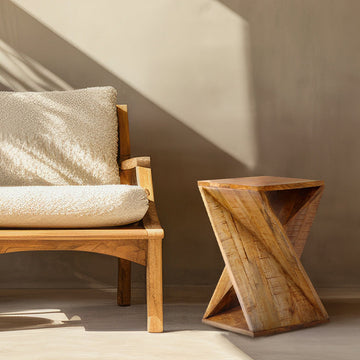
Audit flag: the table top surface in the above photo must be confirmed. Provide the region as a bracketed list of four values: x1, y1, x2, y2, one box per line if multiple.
[198, 176, 324, 191]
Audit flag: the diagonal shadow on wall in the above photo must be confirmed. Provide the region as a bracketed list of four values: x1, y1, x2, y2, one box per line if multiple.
[0, 0, 252, 289]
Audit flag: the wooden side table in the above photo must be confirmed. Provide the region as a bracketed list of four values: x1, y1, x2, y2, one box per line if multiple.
[198, 176, 329, 337]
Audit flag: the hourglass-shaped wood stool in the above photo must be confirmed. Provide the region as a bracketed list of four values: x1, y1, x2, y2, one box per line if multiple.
[198, 176, 329, 337]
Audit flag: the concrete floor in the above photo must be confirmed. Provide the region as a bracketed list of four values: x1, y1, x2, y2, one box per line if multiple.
[0, 290, 358, 360]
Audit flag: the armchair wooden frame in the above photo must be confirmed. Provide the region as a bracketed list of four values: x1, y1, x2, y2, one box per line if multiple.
[0, 105, 164, 333]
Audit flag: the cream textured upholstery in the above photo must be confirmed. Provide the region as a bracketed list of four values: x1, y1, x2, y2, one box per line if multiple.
[0, 87, 149, 228]
[0, 87, 120, 186]
[0, 185, 148, 228]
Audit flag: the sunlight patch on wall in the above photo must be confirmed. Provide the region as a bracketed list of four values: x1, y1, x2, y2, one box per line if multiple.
[11, 0, 257, 168]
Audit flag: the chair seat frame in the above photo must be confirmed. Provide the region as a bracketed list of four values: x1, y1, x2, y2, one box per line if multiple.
[0, 105, 164, 333]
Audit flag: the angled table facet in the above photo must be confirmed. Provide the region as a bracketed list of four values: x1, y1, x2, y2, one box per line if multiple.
[198, 176, 329, 337]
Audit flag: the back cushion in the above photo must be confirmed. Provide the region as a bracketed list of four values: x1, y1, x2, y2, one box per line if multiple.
[0, 87, 121, 185]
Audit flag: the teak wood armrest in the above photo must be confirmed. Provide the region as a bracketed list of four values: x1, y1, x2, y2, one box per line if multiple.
[121, 156, 151, 170]
[120, 156, 163, 237]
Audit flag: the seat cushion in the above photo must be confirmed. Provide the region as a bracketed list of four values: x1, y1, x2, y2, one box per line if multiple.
[0, 87, 120, 186]
[0, 185, 149, 228]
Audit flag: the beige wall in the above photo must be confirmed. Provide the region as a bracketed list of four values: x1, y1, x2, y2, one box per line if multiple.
[0, 0, 359, 289]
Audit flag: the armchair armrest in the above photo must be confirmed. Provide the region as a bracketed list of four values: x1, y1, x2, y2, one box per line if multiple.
[120, 156, 163, 238]
[121, 156, 151, 170]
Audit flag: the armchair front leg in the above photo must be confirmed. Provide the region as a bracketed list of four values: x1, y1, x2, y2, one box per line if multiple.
[120, 156, 164, 333]
[146, 236, 163, 332]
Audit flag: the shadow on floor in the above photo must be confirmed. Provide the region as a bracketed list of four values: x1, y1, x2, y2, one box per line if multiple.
[221, 298, 360, 360]
[2, 289, 360, 336]
[1, 291, 360, 359]
[0, 289, 213, 332]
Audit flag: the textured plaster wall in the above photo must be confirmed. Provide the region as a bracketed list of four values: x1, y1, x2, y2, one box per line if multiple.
[0, 0, 359, 289]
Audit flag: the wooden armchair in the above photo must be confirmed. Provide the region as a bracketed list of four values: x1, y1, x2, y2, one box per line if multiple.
[0, 105, 164, 333]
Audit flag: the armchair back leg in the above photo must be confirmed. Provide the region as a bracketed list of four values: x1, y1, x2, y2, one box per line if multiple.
[117, 258, 131, 306]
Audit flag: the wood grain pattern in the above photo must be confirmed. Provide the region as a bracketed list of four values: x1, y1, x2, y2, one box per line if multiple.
[203, 267, 238, 319]
[203, 306, 251, 336]
[266, 186, 324, 257]
[0, 228, 149, 241]
[117, 258, 131, 306]
[0, 105, 164, 333]
[198, 176, 324, 191]
[134, 162, 163, 332]
[121, 156, 151, 170]
[199, 178, 327, 337]
[0, 238, 147, 265]
[146, 237, 163, 333]
[117, 104, 131, 161]
[121, 158, 163, 237]
[282, 188, 324, 257]
[203, 306, 327, 337]
[119, 138, 164, 333]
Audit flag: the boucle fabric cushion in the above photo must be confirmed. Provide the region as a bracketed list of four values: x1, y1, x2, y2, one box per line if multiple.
[0, 87, 120, 186]
[0, 185, 149, 228]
